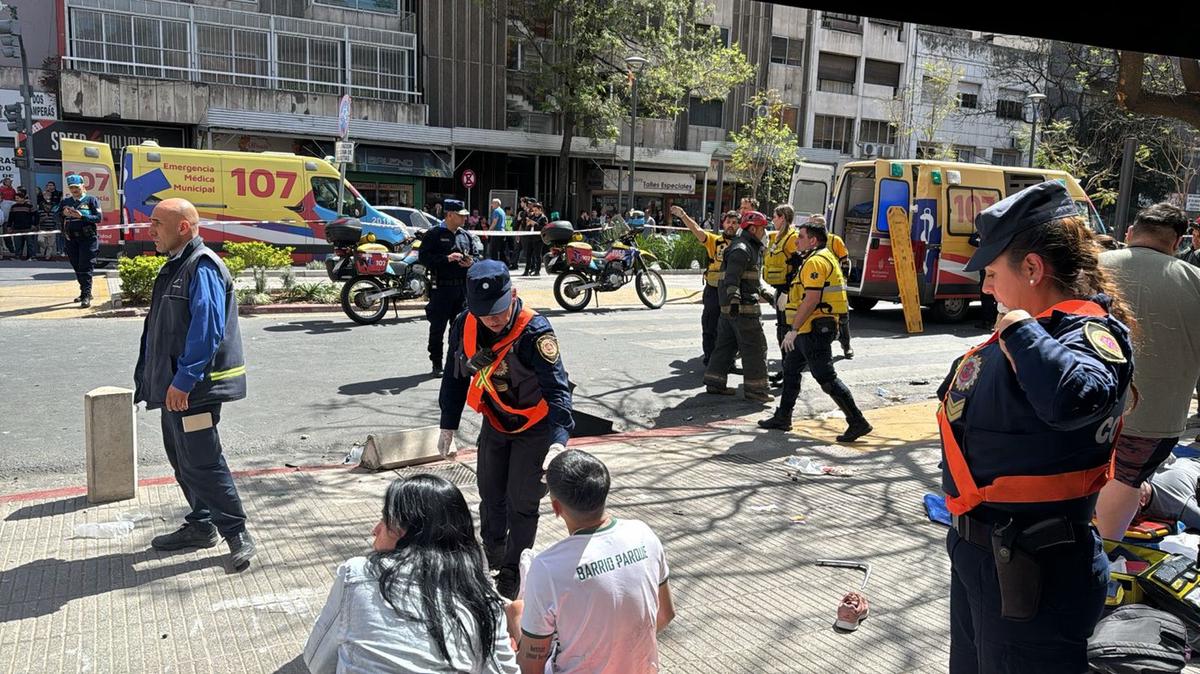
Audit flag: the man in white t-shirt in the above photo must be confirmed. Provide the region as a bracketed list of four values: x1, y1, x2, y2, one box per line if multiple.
[510, 449, 674, 674]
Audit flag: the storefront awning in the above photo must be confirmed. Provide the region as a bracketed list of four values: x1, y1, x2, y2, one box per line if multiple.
[205, 109, 453, 149]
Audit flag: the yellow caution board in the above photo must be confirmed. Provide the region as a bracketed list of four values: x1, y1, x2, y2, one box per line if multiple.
[886, 205, 924, 334]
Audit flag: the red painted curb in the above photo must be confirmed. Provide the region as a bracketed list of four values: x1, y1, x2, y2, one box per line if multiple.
[0, 420, 748, 504]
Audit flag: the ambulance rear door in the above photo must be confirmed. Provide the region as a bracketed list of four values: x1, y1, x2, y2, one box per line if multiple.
[939, 167, 1005, 298]
[788, 162, 834, 223]
[61, 138, 120, 249]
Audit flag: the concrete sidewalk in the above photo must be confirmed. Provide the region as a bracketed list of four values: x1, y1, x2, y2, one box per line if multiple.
[0, 403, 953, 673]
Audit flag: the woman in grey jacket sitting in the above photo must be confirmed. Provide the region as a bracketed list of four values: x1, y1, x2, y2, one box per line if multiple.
[304, 474, 518, 673]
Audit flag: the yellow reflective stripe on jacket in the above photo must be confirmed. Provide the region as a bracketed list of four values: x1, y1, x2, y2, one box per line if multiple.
[762, 228, 797, 286]
[209, 365, 246, 381]
[704, 232, 729, 286]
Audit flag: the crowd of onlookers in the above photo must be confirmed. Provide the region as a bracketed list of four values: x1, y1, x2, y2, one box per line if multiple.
[0, 177, 64, 261]
[303, 449, 673, 674]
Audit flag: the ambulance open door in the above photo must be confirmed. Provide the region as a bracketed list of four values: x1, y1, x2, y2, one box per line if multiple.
[788, 162, 834, 223]
[61, 138, 120, 249]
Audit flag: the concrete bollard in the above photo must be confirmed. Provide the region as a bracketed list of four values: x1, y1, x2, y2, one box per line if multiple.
[361, 426, 442, 471]
[85, 386, 138, 503]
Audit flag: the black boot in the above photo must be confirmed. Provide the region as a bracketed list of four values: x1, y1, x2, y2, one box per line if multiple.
[431, 361, 443, 377]
[226, 531, 257, 572]
[485, 543, 506, 574]
[757, 411, 792, 431]
[824, 380, 872, 442]
[496, 566, 520, 601]
[151, 523, 219, 551]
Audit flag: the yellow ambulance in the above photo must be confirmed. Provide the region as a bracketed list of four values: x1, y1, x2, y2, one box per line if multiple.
[61, 138, 408, 263]
[828, 159, 1105, 321]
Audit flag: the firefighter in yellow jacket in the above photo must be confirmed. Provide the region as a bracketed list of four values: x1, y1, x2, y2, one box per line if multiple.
[764, 204, 800, 385]
[673, 205, 740, 365]
[759, 220, 871, 441]
[811, 214, 854, 359]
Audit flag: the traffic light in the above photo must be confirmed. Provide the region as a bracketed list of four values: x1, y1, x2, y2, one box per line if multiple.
[13, 145, 26, 168]
[0, 20, 20, 59]
[2, 102, 23, 133]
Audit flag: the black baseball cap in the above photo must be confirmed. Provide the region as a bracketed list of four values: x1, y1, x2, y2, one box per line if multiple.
[964, 181, 1079, 273]
[466, 260, 513, 316]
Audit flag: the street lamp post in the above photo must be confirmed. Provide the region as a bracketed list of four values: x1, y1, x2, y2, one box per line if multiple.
[625, 55, 648, 216]
[1026, 92, 1047, 168]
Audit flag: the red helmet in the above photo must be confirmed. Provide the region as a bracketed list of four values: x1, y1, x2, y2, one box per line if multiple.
[740, 210, 768, 229]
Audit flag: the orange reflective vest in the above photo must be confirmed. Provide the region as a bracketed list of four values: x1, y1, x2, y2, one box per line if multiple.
[939, 299, 1121, 516]
[464, 307, 550, 434]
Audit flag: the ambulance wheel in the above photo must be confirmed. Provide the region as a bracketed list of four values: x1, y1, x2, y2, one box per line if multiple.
[341, 276, 389, 325]
[931, 298, 969, 323]
[848, 297, 878, 313]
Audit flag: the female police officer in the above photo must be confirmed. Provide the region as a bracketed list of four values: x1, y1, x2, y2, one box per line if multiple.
[939, 181, 1135, 673]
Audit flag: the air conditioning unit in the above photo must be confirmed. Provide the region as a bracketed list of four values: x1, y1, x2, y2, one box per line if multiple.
[879, 145, 897, 158]
[860, 142, 879, 157]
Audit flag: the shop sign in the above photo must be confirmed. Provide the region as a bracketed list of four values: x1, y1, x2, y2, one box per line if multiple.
[601, 168, 695, 194]
[33, 120, 185, 161]
[355, 146, 452, 178]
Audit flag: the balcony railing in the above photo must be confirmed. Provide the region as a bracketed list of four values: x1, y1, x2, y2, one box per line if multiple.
[63, 0, 420, 103]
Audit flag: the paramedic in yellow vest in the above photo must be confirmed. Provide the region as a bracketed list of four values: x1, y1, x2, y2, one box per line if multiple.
[764, 205, 800, 385]
[438, 260, 574, 601]
[673, 205, 741, 365]
[759, 221, 872, 442]
[812, 214, 855, 359]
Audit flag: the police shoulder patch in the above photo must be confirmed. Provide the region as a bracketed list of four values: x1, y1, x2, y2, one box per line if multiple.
[1083, 322, 1127, 363]
[536, 333, 560, 363]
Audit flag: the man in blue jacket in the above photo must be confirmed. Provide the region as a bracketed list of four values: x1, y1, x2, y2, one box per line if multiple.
[134, 198, 255, 571]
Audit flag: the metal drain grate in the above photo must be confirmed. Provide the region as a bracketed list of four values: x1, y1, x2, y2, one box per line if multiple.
[390, 462, 477, 486]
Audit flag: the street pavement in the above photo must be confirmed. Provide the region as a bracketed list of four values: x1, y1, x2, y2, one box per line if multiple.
[0, 403, 956, 674]
[1, 260, 989, 492]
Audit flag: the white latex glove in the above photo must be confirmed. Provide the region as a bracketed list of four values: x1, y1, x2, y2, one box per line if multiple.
[781, 329, 798, 354]
[541, 443, 566, 483]
[775, 294, 788, 311]
[438, 429, 457, 460]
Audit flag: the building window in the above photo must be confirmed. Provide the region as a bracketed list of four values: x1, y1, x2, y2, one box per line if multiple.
[506, 37, 523, 70]
[351, 45, 413, 101]
[996, 89, 1025, 120]
[958, 82, 980, 109]
[817, 52, 856, 95]
[858, 119, 896, 146]
[916, 142, 941, 159]
[696, 23, 730, 47]
[770, 36, 803, 67]
[314, 0, 402, 11]
[992, 149, 1022, 166]
[863, 59, 901, 95]
[954, 145, 976, 162]
[196, 25, 269, 88]
[779, 105, 799, 133]
[822, 12, 862, 33]
[69, 10, 191, 79]
[277, 34, 344, 96]
[689, 97, 723, 128]
[813, 114, 855, 154]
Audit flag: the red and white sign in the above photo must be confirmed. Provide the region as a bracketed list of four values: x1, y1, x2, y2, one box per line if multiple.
[461, 169, 477, 189]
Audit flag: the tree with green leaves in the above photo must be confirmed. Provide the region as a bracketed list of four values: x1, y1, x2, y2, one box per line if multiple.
[889, 60, 964, 160]
[492, 0, 754, 215]
[729, 89, 799, 205]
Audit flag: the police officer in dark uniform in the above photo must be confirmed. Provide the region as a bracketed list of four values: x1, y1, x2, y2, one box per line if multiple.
[704, 210, 773, 403]
[419, 198, 483, 376]
[438, 260, 574, 600]
[59, 174, 103, 307]
[938, 181, 1135, 673]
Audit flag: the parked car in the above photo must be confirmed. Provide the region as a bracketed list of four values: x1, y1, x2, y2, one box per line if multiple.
[374, 206, 437, 237]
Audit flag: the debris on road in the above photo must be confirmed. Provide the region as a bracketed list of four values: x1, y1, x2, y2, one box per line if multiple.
[749, 504, 779, 512]
[73, 521, 135, 539]
[790, 514, 807, 525]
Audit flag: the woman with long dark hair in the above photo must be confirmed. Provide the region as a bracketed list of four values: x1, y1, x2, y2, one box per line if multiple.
[938, 181, 1135, 673]
[304, 474, 518, 673]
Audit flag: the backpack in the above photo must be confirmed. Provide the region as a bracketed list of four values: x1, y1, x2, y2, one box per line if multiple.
[1088, 604, 1190, 673]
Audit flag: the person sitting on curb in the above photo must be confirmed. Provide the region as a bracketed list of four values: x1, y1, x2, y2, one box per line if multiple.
[508, 449, 674, 674]
[304, 474, 518, 673]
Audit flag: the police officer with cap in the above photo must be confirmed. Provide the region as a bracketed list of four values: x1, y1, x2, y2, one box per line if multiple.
[438, 260, 574, 600]
[704, 210, 774, 403]
[938, 181, 1135, 672]
[60, 173, 103, 307]
[419, 198, 484, 375]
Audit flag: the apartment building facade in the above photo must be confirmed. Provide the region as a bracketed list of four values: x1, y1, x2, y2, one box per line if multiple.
[0, 1, 1047, 218]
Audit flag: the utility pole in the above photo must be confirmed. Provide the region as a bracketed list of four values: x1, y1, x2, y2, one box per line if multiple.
[0, 6, 36, 192]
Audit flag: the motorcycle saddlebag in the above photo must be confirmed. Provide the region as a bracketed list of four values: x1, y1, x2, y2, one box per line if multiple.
[542, 220, 575, 246]
[325, 222, 362, 246]
[355, 250, 389, 275]
[566, 241, 593, 268]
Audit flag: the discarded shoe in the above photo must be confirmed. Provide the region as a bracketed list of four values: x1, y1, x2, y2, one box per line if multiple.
[705, 385, 736, 396]
[835, 591, 870, 631]
[837, 420, 873, 443]
[757, 415, 792, 431]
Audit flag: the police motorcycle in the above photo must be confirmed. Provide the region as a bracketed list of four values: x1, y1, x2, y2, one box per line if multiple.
[542, 213, 667, 312]
[324, 217, 428, 325]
